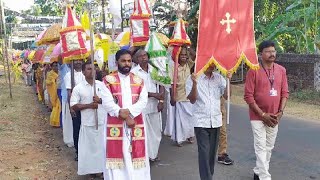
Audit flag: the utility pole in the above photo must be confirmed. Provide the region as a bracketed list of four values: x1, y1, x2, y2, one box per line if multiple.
[0, 0, 7, 83]
[120, 0, 123, 31]
[0, 0, 13, 99]
[101, 0, 106, 33]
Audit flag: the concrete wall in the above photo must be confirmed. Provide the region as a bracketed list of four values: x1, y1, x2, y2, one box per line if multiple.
[237, 54, 320, 91]
[276, 54, 320, 91]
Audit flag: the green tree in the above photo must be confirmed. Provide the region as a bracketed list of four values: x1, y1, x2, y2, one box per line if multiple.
[23, 0, 88, 17]
[23, 4, 42, 16]
[33, 0, 63, 16]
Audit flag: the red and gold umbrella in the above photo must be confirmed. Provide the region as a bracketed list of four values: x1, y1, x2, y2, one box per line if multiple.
[33, 49, 46, 63]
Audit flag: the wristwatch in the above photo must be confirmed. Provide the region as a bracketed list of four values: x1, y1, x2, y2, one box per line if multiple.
[278, 109, 284, 114]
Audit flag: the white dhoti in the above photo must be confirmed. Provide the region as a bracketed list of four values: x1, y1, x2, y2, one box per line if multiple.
[44, 89, 49, 106]
[62, 102, 74, 147]
[104, 123, 151, 180]
[165, 101, 194, 144]
[78, 124, 105, 175]
[144, 112, 162, 160]
[164, 93, 174, 137]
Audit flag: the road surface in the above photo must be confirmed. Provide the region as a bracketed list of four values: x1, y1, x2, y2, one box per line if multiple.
[151, 104, 320, 180]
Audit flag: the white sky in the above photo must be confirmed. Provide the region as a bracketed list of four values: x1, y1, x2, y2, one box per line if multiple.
[3, 0, 136, 12]
[3, 0, 34, 12]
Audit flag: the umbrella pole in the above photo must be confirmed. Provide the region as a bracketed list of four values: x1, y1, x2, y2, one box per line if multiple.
[71, 61, 75, 89]
[172, 57, 178, 101]
[1, 0, 12, 98]
[88, 3, 98, 130]
[227, 78, 230, 124]
[111, 18, 116, 41]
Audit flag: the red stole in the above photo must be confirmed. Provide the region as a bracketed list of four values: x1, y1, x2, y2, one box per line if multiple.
[103, 72, 146, 169]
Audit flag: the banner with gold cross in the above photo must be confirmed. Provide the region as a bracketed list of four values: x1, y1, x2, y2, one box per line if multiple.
[195, 0, 259, 75]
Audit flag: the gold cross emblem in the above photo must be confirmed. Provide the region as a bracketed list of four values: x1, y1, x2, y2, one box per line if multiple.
[220, 12, 236, 34]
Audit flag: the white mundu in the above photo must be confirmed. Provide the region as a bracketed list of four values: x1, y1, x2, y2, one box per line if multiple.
[132, 65, 162, 160]
[62, 70, 85, 147]
[70, 80, 115, 175]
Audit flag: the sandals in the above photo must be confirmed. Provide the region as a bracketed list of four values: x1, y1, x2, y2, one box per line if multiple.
[187, 137, 195, 144]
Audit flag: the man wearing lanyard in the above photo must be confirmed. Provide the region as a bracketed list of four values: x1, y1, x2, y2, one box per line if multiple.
[244, 40, 289, 180]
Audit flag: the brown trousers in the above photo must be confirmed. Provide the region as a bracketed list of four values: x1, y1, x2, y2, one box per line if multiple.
[218, 97, 227, 155]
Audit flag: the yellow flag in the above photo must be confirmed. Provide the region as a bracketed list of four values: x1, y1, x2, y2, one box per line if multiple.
[101, 39, 110, 62]
[81, 11, 90, 32]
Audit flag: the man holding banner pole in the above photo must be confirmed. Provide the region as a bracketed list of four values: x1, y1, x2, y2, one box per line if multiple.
[186, 63, 232, 180]
[195, 0, 259, 178]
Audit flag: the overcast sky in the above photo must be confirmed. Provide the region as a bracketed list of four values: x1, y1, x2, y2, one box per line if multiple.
[3, 0, 34, 12]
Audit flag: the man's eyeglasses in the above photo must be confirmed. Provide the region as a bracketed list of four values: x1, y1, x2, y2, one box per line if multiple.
[263, 50, 277, 54]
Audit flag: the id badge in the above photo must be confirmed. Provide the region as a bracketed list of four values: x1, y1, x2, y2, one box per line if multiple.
[269, 88, 278, 97]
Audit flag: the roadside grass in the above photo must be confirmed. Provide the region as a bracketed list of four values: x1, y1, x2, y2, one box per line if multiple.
[290, 89, 320, 105]
[0, 76, 46, 140]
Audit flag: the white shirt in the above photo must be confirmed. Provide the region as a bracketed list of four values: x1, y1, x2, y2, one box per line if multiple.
[64, 70, 85, 89]
[131, 65, 158, 114]
[186, 72, 226, 128]
[70, 80, 119, 126]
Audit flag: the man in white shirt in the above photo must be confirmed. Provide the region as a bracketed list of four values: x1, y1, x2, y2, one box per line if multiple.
[70, 61, 116, 178]
[186, 63, 231, 180]
[64, 60, 85, 161]
[103, 49, 150, 180]
[131, 49, 165, 162]
[59, 63, 73, 147]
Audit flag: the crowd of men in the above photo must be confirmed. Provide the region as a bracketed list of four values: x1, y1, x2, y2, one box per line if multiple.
[22, 40, 288, 180]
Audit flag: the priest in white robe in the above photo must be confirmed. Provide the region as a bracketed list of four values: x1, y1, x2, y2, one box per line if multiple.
[103, 49, 150, 180]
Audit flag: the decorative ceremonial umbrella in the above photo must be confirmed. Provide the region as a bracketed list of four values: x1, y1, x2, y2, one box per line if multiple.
[95, 33, 112, 41]
[24, 50, 30, 59]
[33, 49, 46, 62]
[115, 31, 169, 47]
[35, 29, 47, 44]
[43, 44, 56, 64]
[28, 50, 36, 60]
[20, 50, 26, 58]
[30, 41, 38, 49]
[155, 33, 170, 47]
[130, 0, 151, 46]
[145, 32, 171, 87]
[50, 43, 62, 63]
[114, 31, 130, 47]
[37, 24, 61, 46]
[60, 5, 89, 63]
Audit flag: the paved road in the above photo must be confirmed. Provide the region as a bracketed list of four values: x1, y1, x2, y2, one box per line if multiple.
[151, 105, 320, 180]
